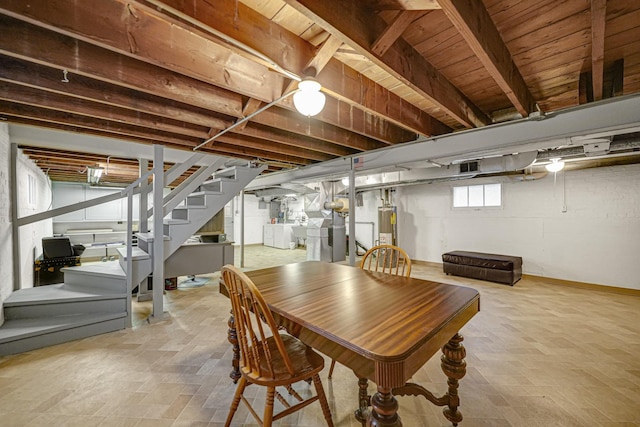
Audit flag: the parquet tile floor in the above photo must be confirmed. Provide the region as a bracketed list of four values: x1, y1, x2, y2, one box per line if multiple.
[1, 245, 639, 426]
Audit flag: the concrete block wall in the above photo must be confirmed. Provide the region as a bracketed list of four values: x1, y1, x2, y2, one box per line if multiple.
[0, 123, 54, 325]
[387, 164, 640, 290]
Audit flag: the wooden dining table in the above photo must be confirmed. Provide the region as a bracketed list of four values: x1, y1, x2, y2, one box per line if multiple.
[219, 261, 480, 427]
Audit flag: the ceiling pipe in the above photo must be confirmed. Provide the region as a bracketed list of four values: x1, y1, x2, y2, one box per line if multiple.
[247, 94, 640, 191]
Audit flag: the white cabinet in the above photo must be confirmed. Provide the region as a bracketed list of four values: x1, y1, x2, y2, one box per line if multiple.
[263, 224, 295, 249]
[52, 182, 140, 222]
[263, 225, 275, 247]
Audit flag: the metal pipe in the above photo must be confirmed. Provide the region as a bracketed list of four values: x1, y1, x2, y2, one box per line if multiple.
[193, 89, 299, 151]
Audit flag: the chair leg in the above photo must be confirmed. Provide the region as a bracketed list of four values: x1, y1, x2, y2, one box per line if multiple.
[263, 386, 276, 427]
[312, 374, 335, 427]
[328, 359, 336, 379]
[225, 376, 247, 427]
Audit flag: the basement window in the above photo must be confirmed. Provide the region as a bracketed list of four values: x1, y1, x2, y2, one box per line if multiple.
[453, 183, 501, 208]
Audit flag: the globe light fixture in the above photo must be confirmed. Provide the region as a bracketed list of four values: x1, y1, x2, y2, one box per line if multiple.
[293, 77, 326, 117]
[545, 158, 565, 172]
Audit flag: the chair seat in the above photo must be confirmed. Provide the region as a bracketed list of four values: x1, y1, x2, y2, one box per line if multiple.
[244, 333, 325, 386]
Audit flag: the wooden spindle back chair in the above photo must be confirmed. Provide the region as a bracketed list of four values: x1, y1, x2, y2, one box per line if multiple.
[221, 265, 334, 427]
[359, 244, 412, 277]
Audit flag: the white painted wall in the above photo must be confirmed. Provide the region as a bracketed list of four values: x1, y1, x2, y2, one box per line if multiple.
[388, 164, 640, 290]
[0, 123, 53, 325]
[233, 193, 270, 245]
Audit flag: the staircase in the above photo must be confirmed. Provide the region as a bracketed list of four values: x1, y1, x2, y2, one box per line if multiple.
[0, 164, 264, 356]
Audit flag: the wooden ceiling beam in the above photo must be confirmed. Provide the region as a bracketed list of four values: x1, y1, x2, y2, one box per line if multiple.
[0, 81, 211, 139]
[591, 0, 607, 101]
[239, 124, 357, 158]
[360, 0, 441, 10]
[284, 0, 490, 128]
[0, 56, 230, 130]
[437, 0, 536, 116]
[152, 0, 443, 138]
[371, 10, 426, 57]
[0, 19, 381, 154]
[0, 0, 282, 103]
[252, 106, 386, 152]
[0, 15, 244, 117]
[235, 98, 264, 132]
[2, 105, 313, 166]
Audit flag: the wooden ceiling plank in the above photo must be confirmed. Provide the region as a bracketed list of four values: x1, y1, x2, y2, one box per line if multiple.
[251, 106, 386, 151]
[283, 0, 489, 128]
[0, 81, 210, 139]
[240, 123, 357, 157]
[0, 15, 244, 116]
[154, 0, 443, 138]
[214, 133, 333, 162]
[360, 0, 441, 10]
[0, 18, 380, 154]
[591, 0, 607, 101]
[0, 56, 230, 130]
[437, 0, 536, 116]
[372, 10, 425, 57]
[0, 0, 283, 103]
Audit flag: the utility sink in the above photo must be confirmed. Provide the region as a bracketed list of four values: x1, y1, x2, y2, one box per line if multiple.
[291, 226, 308, 240]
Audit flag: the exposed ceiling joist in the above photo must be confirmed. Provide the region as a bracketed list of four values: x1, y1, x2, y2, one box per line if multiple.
[437, 0, 536, 116]
[284, 0, 490, 128]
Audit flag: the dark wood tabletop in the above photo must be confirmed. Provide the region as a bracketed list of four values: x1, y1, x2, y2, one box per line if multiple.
[227, 261, 481, 426]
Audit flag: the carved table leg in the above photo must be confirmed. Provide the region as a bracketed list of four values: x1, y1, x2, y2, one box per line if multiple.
[354, 377, 369, 426]
[367, 386, 401, 427]
[441, 333, 466, 426]
[227, 309, 241, 383]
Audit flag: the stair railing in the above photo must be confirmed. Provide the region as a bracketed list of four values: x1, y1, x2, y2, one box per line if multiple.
[120, 169, 154, 327]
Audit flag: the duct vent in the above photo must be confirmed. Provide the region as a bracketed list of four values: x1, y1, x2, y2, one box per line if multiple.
[460, 161, 479, 173]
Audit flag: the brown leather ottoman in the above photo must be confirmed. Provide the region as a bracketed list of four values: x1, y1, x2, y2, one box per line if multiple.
[442, 251, 522, 285]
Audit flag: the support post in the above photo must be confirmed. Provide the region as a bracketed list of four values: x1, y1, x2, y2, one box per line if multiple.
[240, 191, 245, 268]
[348, 161, 356, 266]
[10, 143, 20, 291]
[139, 159, 149, 233]
[152, 145, 164, 318]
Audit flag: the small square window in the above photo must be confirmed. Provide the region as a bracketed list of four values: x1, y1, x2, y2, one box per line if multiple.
[453, 183, 501, 208]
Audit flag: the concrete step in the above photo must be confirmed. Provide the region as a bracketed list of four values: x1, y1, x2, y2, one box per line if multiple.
[0, 313, 127, 356]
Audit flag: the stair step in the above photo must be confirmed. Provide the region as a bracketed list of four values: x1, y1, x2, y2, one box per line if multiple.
[116, 246, 150, 260]
[189, 190, 223, 197]
[61, 262, 126, 279]
[5, 284, 126, 306]
[136, 232, 171, 243]
[214, 166, 239, 178]
[0, 312, 127, 356]
[4, 284, 128, 320]
[163, 218, 189, 225]
[61, 261, 128, 293]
